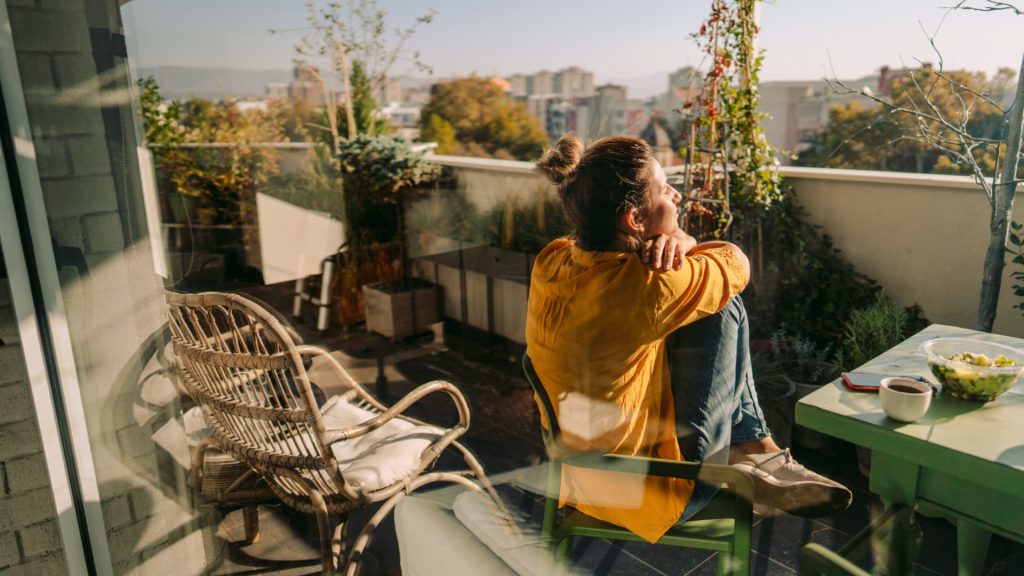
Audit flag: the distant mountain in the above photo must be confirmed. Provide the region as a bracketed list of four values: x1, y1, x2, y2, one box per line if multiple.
[398, 76, 438, 89]
[136, 66, 292, 100]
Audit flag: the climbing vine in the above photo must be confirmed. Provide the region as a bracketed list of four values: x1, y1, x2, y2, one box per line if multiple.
[682, 0, 782, 238]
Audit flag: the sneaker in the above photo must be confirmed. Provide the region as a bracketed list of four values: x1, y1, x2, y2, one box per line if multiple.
[731, 449, 852, 517]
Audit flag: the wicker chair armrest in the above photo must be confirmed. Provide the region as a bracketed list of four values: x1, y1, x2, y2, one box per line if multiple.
[321, 380, 471, 445]
[190, 436, 214, 489]
[295, 345, 388, 412]
[559, 452, 754, 502]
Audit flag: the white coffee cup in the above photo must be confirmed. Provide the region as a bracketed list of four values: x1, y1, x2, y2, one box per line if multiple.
[880, 377, 932, 422]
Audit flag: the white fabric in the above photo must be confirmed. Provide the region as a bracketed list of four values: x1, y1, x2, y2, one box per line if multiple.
[183, 406, 210, 446]
[395, 485, 518, 576]
[452, 490, 582, 576]
[320, 395, 444, 491]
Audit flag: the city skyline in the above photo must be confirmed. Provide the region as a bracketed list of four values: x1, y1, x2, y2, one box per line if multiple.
[123, 0, 1023, 99]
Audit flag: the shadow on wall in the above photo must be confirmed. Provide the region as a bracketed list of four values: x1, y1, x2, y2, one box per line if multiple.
[99, 324, 216, 572]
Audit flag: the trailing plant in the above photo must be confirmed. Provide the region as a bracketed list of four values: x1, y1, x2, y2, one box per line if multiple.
[835, 293, 915, 373]
[742, 190, 880, 345]
[336, 135, 440, 287]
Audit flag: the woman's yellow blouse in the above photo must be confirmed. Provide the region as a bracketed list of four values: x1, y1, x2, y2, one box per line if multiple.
[525, 238, 748, 543]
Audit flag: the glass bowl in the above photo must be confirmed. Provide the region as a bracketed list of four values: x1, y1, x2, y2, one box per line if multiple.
[921, 337, 1024, 402]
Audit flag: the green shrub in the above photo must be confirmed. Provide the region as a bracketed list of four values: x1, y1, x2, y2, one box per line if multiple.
[336, 135, 441, 247]
[768, 327, 839, 385]
[835, 292, 914, 372]
[758, 192, 880, 345]
[264, 146, 344, 221]
[480, 191, 572, 253]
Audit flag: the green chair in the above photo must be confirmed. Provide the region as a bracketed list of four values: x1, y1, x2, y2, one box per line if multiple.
[798, 504, 913, 576]
[799, 544, 871, 576]
[522, 354, 755, 575]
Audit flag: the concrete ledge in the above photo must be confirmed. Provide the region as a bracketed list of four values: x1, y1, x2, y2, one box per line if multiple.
[779, 165, 984, 191]
[427, 154, 537, 175]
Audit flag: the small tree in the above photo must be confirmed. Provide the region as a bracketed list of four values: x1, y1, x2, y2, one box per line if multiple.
[419, 77, 549, 160]
[338, 61, 389, 138]
[799, 69, 1011, 173]
[274, 0, 435, 151]
[154, 99, 284, 226]
[137, 76, 183, 146]
[829, 1, 1024, 332]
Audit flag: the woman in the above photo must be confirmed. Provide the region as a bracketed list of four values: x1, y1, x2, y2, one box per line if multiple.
[526, 134, 851, 543]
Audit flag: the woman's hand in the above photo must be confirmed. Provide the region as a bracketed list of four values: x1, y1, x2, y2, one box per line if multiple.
[642, 230, 696, 271]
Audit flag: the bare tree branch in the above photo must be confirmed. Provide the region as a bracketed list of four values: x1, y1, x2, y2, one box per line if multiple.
[828, 69, 998, 199]
[946, 0, 1023, 15]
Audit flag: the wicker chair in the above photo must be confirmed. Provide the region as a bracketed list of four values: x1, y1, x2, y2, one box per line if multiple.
[165, 290, 502, 575]
[180, 294, 309, 546]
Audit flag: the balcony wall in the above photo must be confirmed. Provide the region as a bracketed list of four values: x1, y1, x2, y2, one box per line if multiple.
[782, 166, 1023, 338]
[423, 155, 1024, 338]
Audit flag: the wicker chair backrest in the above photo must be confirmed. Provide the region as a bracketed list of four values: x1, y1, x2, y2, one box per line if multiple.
[165, 291, 343, 498]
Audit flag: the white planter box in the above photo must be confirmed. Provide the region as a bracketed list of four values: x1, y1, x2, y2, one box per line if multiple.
[362, 283, 441, 341]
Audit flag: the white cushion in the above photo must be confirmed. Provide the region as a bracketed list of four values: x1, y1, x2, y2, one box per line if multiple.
[320, 395, 444, 491]
[452, 490, 582, 576]
[182, 395, 445, 493]
[395, 485, 518, 576]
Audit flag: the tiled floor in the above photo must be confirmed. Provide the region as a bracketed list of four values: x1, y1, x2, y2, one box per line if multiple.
[208, 284, 1024, 575]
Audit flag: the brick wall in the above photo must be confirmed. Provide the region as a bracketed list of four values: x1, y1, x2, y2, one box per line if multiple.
[0, 281, 68, 574]
[3, 0, 215, 573]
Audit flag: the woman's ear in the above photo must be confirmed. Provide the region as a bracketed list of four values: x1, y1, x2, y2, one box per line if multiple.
[623, 207, 644, 235]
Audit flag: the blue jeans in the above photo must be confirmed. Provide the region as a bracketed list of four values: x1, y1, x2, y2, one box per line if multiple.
[668, 296, 771, 522]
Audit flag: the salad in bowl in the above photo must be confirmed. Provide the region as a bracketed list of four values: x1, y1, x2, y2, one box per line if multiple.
[921, 338, 1024, 402]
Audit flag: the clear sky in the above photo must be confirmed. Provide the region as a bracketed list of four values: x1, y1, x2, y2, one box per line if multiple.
[122, 0, 1023, 93]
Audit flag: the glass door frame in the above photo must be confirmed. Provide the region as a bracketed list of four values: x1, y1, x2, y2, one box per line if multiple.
[0, 2, 115, 574]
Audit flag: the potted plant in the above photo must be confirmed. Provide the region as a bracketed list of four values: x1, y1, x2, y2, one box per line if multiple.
[336, 135, 441, 340]
[835, 292, 925, 474]
[768, 328, 839, 450]
[750, 347, 797, 449]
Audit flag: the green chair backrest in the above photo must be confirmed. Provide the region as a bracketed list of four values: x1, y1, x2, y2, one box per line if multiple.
[522, 353, 565, 547]
[522, 353, 560, 444]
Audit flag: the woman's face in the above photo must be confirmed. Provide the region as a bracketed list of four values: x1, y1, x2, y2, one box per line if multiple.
[641, 161, 682, 238]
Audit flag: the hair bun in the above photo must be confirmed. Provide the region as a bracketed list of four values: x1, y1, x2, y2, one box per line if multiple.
[536, 134, 583, 185]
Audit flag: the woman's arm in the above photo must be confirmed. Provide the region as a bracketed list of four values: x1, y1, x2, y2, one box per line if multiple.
[642, 232, 750, 288]
[689, 241, 751, 285]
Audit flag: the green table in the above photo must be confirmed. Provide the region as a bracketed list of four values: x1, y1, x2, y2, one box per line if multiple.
[796, 324, 1024, 575]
